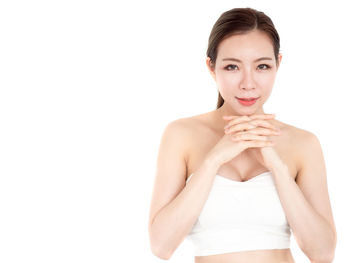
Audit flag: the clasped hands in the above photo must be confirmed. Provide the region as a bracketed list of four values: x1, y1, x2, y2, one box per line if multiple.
[222, 113, 287, 172]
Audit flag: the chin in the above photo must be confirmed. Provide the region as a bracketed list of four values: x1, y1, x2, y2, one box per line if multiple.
[235, 106, 259, 115]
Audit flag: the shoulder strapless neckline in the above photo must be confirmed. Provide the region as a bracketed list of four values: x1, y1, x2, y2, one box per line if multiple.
[186, 171, 272, 184]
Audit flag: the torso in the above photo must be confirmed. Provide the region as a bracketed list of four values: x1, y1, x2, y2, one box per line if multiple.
[184, 110, 301, 263]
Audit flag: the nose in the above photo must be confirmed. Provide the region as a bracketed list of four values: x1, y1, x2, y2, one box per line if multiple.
[239, 69, 255, 90]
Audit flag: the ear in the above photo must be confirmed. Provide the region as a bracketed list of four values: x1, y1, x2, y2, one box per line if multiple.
[276, 53, 282, 70]
[206, 57, 216, 81]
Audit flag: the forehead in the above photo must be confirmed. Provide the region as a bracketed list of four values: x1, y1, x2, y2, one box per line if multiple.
[216, 30, 274, 60]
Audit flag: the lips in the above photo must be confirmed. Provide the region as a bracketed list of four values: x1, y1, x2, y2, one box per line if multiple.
[236, 96, 259, 106]
[236, 97, 259, 101]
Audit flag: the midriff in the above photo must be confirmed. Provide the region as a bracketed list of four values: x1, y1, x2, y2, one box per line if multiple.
[194, 248, 295, 263]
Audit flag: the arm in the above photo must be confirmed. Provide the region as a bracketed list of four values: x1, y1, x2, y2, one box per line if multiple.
[148, 120, 221, 260]
[150, 156, 219, 260]
[271, 132, 337, 263]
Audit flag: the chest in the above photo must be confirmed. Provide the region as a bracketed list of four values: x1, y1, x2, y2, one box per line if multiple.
[195, 174, 290, 224]
[186, 126, 298, 182]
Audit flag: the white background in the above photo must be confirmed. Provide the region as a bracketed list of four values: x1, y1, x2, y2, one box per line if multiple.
[0, 0, 348, 262]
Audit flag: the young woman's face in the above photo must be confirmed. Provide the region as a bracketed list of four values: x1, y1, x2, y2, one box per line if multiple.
[207, 29, 282, 115]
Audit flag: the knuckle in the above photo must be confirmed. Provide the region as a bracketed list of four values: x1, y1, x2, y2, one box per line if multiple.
[246, 124, 255, 130]
[249, 129, 257, 134]
[231, 126, 238, 133]
[234, 116, 250, 124]
[253, 119, 267, 126]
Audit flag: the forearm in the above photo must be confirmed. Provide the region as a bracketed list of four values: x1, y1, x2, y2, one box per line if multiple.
[149, 154, 221, 258]
[271, 165, 336, 262]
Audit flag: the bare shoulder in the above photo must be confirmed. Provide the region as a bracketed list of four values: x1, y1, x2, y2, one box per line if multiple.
[163, 117, 192, 135]
[162, 115, 199, 158]
[274, 119, 320, 172]
[273, 118, 317, 142]
[166, 112, 215, 163]
[290, 124, 323, 172]
[283, 121, 319, 145]
[163, 115, 202, 141]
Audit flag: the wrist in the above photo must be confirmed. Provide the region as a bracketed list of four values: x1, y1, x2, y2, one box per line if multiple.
[204, 152, 222, 172]
[270, 164, 290, 179]
[271, 163, 289, 173]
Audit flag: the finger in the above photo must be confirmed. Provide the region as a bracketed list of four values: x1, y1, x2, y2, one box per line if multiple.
[225, 125, 281, 136]
[243, 127, 281, 136]
[222, 115, 242, 120]
[222, 113, 275, 120]
[226, 122, 257, 134]
[223, 114, 275, 129]
[224, 116, 252, 128]
[248, 114, 275, 120]
[249, 119, 280, 131]
[238, 140, 275, 149]
[231, 133, 269, 142]
[231, 130, 276, 138]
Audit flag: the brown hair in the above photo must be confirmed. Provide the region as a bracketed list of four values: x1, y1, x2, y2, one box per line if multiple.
[206, 7, 281, 109]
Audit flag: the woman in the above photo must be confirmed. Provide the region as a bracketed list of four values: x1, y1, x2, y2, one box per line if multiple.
[148, 7, 337, 263]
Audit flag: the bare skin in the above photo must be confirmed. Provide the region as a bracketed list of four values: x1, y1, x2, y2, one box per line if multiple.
[184, 109, 300, 263]
[149, 29, 336, 261]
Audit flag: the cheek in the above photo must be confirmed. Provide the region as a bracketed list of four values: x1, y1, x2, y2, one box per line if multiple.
[255, 75, 275, 94]
[216, 74, 239, 92]
[256, 74, 275, 86]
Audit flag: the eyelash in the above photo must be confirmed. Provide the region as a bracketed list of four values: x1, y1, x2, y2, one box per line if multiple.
[224, 64, 271, 71]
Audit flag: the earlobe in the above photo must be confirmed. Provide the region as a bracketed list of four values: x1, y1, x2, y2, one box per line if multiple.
[277, 53, 282, 69]
[206, 57, 216, 81]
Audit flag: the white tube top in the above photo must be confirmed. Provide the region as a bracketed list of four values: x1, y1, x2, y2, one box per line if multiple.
[185, 171, 291, 256]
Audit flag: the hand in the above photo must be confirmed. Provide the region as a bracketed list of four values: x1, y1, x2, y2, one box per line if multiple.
[222, 114, 285, 171]
[206, 114, 279, 167]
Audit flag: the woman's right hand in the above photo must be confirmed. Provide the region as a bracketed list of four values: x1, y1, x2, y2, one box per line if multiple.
[206, 114, 281, 166]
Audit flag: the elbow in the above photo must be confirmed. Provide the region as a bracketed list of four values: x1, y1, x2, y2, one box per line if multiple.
[308, 232, 337, 263]
[149, 225, 174, 260]
[310, 257, 334, 263]
[309, 249, 336, 263]
[150, 242, 173, 260]
[152, 248, 172, 260]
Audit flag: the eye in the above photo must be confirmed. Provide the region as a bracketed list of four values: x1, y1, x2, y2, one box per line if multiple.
[258, 64, 271, 70]
[224, 64, 271, 71]
[224, 64, 238, 71]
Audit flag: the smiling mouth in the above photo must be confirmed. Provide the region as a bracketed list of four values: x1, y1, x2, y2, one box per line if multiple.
[236, 97, 260, 101]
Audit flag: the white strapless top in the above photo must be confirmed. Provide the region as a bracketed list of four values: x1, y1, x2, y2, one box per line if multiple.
[185, 171, 291, 256]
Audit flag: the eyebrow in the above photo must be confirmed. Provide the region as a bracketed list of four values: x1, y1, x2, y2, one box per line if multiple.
[222, 57, 273, 63]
